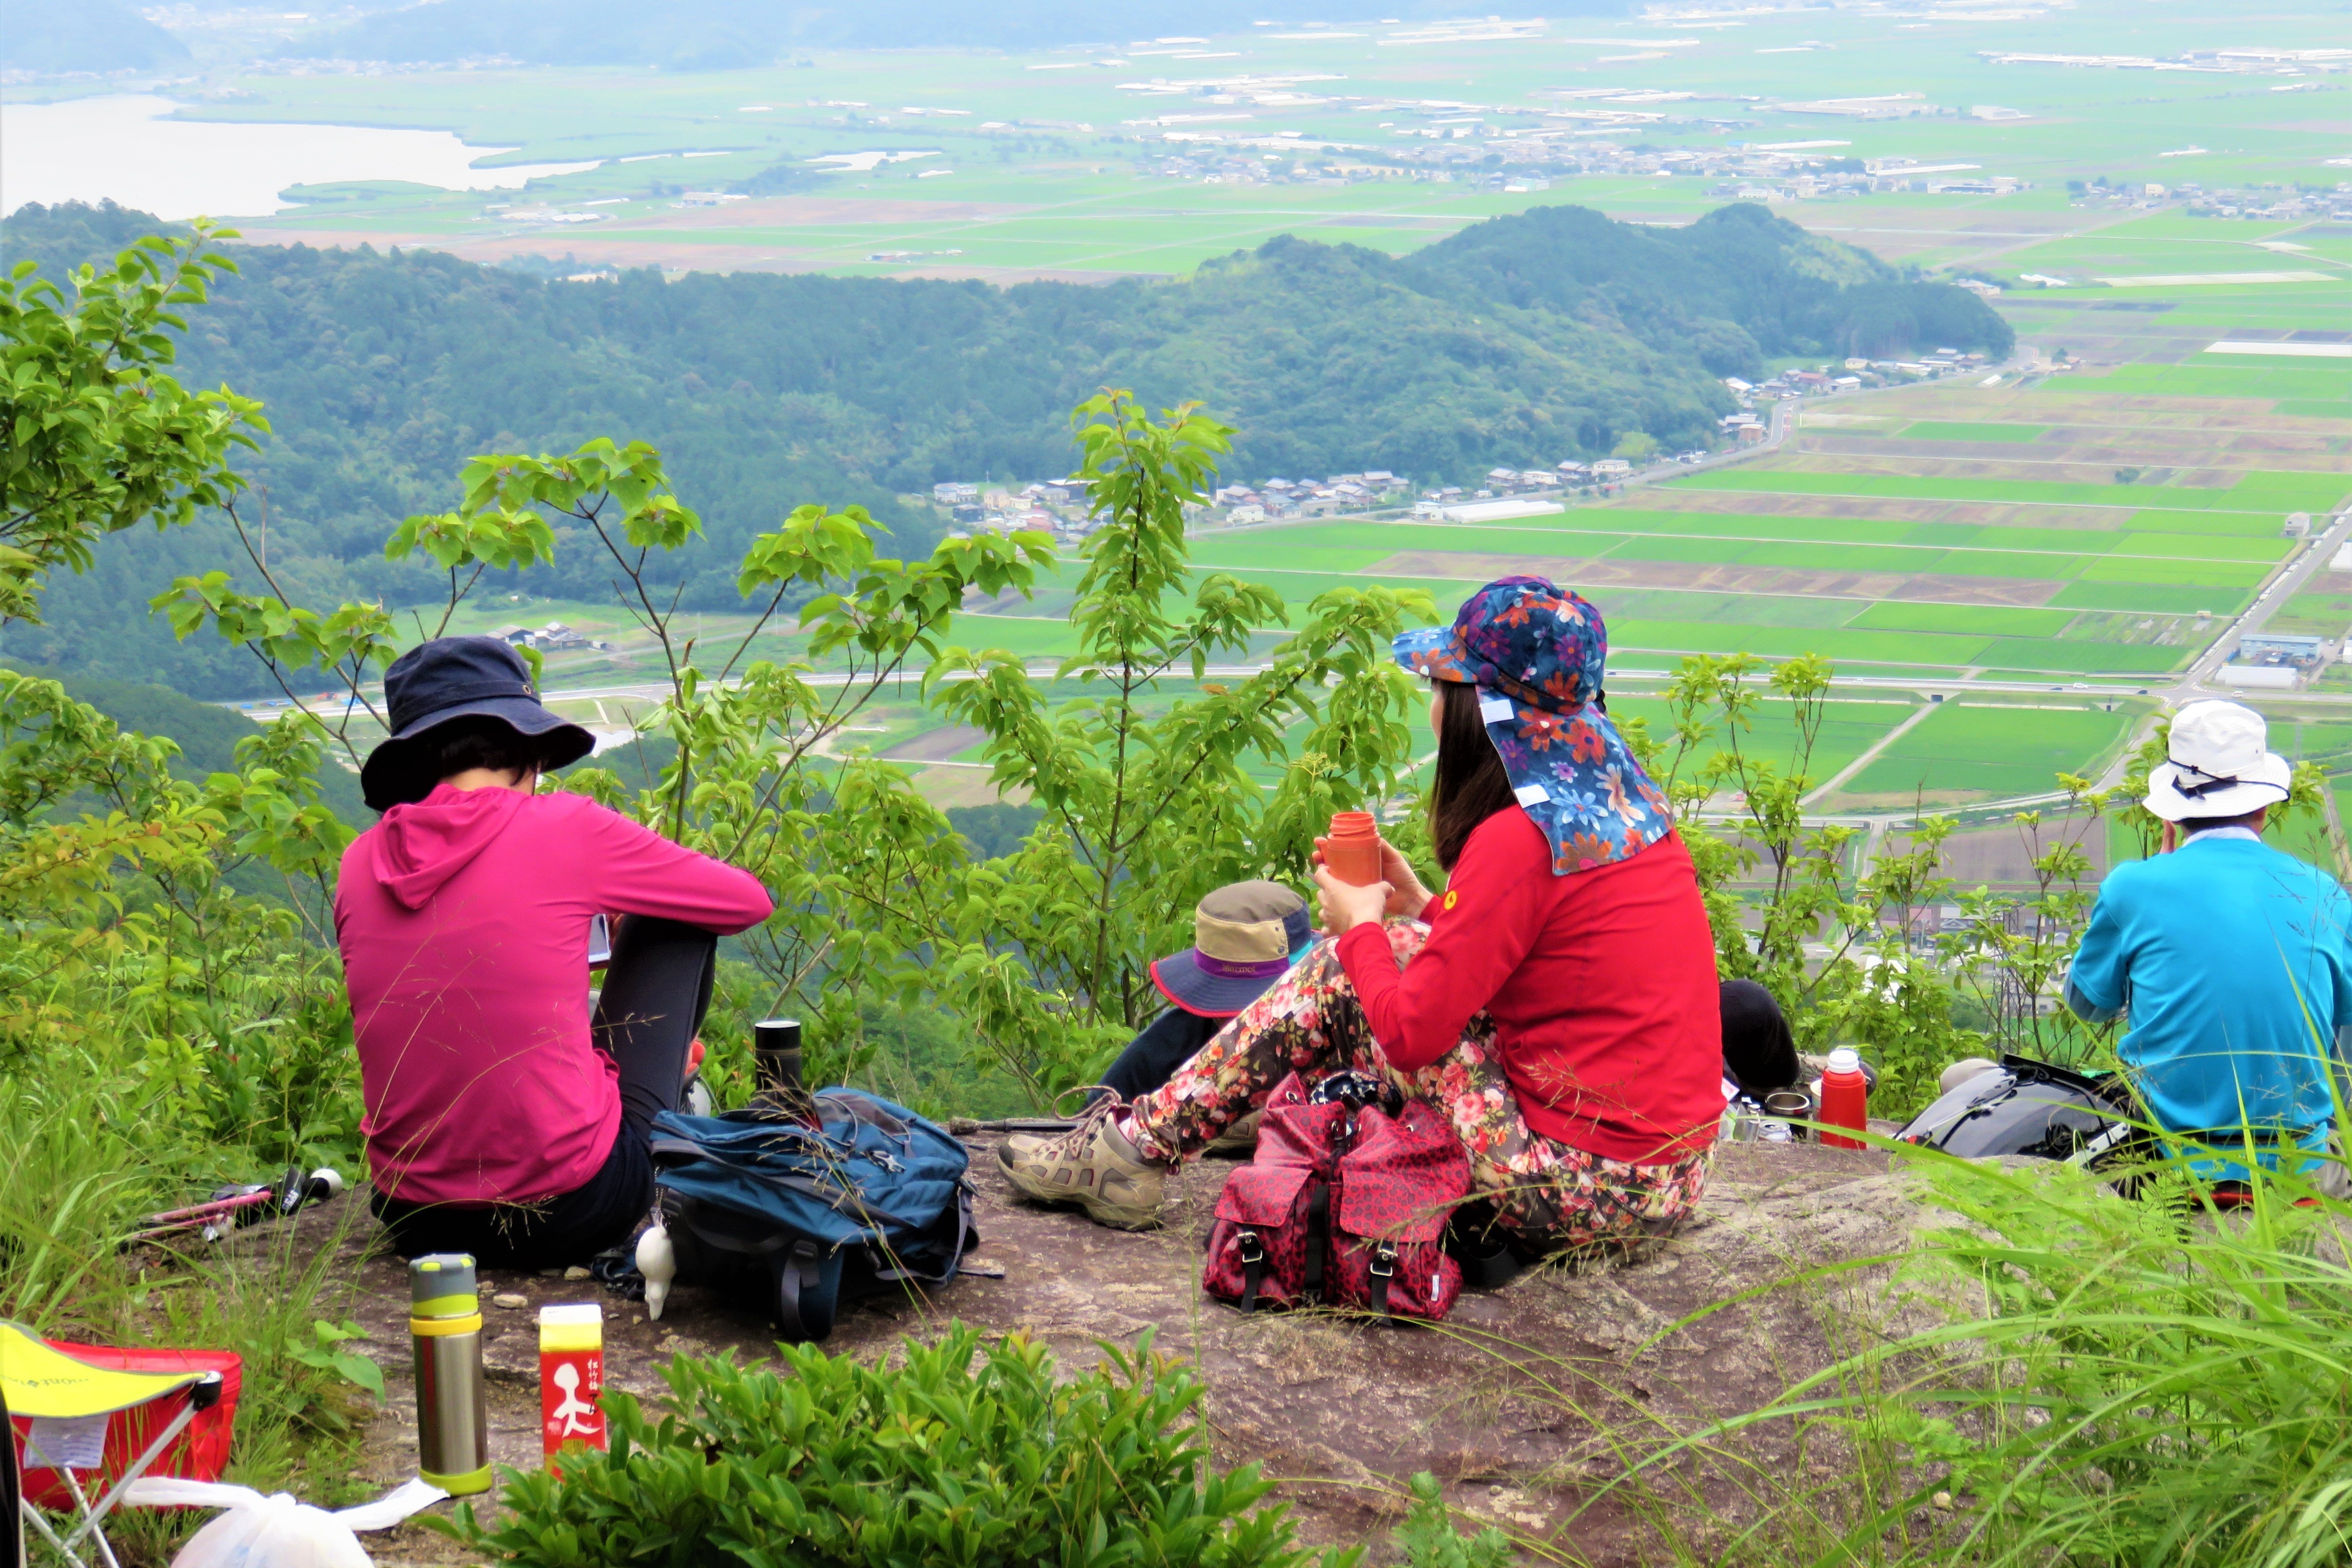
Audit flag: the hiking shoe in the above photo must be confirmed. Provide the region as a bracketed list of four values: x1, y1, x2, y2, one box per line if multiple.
[1205, 1109, 1263, 1156]
[997, 1093, 1167, 1230]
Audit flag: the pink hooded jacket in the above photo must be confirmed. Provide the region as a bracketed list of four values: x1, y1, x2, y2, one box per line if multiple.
[334, 784, 773, 1207]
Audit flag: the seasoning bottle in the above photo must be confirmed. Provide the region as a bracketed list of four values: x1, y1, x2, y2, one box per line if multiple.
[538, 1303, 607, 1472]
[1819, 1048, 1870, 1150]
[408, 1254, 490, 1494]
[1323, 811, 1383, 887]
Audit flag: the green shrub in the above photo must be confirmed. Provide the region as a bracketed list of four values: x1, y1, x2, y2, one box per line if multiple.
[442, 1324, 1352, 1568]
[1392, 1473, 1514, 1568]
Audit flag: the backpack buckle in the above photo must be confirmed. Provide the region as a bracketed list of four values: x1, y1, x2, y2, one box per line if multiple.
[1237, 1229, 1264, 1265]
[1369, 1242, 1396, 1279]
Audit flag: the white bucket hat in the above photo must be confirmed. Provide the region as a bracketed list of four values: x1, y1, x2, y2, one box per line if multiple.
[2143, 699, 2292, 822]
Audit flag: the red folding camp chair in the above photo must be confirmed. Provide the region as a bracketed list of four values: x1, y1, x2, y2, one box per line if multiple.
[3, 1325, 240, 1568]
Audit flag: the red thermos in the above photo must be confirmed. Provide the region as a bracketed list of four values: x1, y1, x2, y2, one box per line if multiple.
[1818, 1047, 1869, 1150]
[1323, 811, 1383, 887]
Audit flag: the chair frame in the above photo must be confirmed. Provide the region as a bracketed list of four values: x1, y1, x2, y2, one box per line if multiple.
[14, 1376, 223, 1568]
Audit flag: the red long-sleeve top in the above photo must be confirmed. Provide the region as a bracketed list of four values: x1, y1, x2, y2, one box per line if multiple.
[1336, 807, 1721, 1163]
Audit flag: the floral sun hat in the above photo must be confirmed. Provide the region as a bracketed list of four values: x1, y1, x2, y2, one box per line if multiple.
[1391, 575, 1672, 875]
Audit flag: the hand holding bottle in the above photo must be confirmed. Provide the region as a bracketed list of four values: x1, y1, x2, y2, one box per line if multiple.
[1311, 811, 1433, 926]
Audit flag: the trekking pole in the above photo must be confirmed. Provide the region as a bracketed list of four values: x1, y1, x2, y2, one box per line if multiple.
[128, 1166, 345, 1247]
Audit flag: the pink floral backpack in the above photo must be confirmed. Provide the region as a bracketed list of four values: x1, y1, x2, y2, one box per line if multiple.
[1201, 1071, 1471, 1322]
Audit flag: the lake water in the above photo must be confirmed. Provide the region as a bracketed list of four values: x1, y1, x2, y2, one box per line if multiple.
[0, 95, 601, 219]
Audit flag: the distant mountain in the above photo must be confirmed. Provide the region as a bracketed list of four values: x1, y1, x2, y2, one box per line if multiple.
[0, 0, 190, 75]
[0, 199, 2007, 698]
[296, 0, 1633, 70]
[1404, 202, 2003, 368]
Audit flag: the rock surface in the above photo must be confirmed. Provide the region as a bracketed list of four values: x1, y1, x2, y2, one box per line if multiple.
[308, 1134, 1919, 1564]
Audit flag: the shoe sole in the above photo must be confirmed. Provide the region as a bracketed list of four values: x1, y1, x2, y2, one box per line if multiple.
[994, 1143, 1161, 1230]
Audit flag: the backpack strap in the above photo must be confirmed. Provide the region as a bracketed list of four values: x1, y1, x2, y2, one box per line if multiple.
[1301, 1184, 1330, 1305]
[870, 1179, 978, 1289]
[1369, 1241, 1400, 1322]
[1236, 1229, 1267, 1314]
[771, 1241, 840, 1343]
[647, 1136, 708, 1166]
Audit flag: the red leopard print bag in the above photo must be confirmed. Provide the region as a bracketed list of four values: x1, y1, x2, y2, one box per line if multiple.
[1201, 1071, 1470, 1322]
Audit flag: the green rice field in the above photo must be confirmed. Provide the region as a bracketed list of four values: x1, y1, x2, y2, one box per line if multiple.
[1901, 422, 2048, 443]
[1843, 701, 2134, 804]
[1165, 452, 2332, 681]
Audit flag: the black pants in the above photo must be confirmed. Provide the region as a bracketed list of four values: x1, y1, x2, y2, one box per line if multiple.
[1101, 979, 1798, 1104]
[1098, 1006, 1224, 1101]
[371, 915, 719, 1269]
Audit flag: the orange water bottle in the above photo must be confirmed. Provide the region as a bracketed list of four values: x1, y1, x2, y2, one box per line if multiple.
[1819, 1047, 1869, 1150]
[1323, 811, 1383, 887]
[538, 1303, 606, 1472]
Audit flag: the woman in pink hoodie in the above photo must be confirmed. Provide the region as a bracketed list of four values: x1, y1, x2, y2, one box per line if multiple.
[336, 637, 773, 1267]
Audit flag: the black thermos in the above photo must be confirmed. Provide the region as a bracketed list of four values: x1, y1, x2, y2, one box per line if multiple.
[754, 1017, 804, 1096]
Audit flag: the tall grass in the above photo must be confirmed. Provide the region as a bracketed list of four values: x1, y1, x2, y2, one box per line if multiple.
[1808, 1148, 2352, 1565]
[1528, 1143, 2352, 1566]
[4, 1069, 379, 1565]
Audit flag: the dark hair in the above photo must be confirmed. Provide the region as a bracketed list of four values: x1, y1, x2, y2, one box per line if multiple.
[2177, 806, 2269, 835]
[428, 714, 569, 783]
[1429, 681, 1516, 870]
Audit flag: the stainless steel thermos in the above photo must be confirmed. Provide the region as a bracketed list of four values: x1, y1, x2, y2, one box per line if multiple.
[754, 1017, 816, 1121]
[753, 1017, 803, 1094]
[409, 1252, 491, 1494]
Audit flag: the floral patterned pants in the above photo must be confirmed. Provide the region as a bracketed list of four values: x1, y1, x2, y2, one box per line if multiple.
[1127, 921, 1712, 1256]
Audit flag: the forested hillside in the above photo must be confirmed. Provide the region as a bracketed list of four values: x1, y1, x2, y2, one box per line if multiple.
[0, 199, 2007, 697]
[0, 0, 188, 74]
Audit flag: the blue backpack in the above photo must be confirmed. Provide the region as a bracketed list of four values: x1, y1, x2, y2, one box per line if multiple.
[648, 1090, 976, 1342]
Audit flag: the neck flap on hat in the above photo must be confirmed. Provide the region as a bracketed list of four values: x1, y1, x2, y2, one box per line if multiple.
[1476, 689, 1674, 874]
[1392, 577, 1674, 876]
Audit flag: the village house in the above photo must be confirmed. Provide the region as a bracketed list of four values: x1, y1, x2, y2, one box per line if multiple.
[495, 621, 592, 652]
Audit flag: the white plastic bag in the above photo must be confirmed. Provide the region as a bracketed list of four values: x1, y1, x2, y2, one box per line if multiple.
[121, 1477, 449, 1568]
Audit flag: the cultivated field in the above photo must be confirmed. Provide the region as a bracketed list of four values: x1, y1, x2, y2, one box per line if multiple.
[905, 251, 2348, 809]
[22, 0, 2335, 286]
[155, 0, 2351, 814]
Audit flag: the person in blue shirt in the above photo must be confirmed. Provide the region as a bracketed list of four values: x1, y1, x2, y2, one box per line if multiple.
[2067, 699, 2352, 1189]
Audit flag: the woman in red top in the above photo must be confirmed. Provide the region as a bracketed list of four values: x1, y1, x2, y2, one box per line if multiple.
[999, 576, 1724, 1253]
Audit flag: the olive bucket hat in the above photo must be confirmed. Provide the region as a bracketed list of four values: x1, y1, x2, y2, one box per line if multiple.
[359, 637, 594, 811]
[1148, 881, 1315, 1018]
[1392, 574, 1672, 875]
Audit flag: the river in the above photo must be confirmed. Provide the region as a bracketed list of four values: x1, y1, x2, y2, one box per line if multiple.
[0, 94, 600, 219]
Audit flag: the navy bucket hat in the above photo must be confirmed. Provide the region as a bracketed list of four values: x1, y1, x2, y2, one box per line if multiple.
[1392, 575, 1672, 875]
[359, 636, 594, 811]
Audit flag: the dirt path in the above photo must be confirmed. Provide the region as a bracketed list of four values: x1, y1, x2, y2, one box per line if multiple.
[298, 1136, 1913, 1566]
